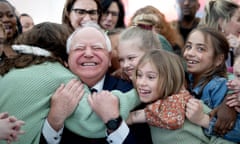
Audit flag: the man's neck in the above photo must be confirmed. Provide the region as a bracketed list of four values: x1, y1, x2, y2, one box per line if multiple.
[83, 76, 105, 91]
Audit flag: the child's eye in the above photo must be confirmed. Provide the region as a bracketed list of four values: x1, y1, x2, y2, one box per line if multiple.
[128, 56, 135, 61]
[197, 47, 205, 52]
[148, 75, 156, 80]
[236, 74, 240, 78]
[136, 71, 142, 78]
[184, 44, 191, 49]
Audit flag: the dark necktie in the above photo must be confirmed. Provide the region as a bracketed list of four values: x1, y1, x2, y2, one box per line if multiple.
[90, 88, 98, 93]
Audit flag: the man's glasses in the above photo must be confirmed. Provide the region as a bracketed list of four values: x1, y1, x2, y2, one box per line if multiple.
[102, 11, 119, 17]
[71, 8, 98, 18]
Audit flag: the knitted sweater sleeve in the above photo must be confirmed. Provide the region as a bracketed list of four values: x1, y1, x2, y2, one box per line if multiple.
[65, 89, 140, 138]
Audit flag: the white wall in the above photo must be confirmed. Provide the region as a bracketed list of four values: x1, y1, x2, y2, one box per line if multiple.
[9, 0, 240, 25]
[9, 0, 65, 24]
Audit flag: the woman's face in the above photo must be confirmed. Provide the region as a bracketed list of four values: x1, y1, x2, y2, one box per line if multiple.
[100, 1, 119, 30]
[223, 8, 240, 37]
[0, 2, 17, 41]
[69, 0, 99, 29]
[0, 28, 4, 54]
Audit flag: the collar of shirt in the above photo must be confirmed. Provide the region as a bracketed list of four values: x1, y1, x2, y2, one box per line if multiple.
[91, 75, 105, 92]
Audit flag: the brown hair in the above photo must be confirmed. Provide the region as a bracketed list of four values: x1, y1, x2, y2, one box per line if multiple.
[185, 26, 229, 89]
[134, 49, 185, 99]
[129, 5, 184, 51]
[0, 22, 72, 75]
[62, 0, 102, 31]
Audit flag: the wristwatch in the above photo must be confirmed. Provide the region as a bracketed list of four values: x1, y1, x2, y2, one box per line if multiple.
[105, 116, 122, 131]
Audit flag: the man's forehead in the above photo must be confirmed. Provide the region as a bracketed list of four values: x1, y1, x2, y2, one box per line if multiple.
[75, 27, 105, 38]
[71, 28, 106, 46]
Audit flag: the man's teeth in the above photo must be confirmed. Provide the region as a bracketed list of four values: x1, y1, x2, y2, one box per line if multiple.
[82, 62, 97, 66]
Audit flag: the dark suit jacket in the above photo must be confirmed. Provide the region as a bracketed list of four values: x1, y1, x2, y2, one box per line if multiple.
[40, 73, 136, 144]
[60, 73, 134, 144]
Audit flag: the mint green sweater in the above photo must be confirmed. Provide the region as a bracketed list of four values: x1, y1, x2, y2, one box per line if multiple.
[0, 62, 140, 144]
[150, 104, 236, 144]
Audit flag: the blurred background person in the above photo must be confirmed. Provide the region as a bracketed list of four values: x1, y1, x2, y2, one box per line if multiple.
[172, 0, 200, 43]
[0, 0, 21, 58]
[61, 0, 101, 32]
[100, 0, 125, 31]
[129, 5, 184, 56]
[19, 13, 34, 32]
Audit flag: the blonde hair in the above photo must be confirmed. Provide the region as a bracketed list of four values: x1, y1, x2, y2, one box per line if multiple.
[134, 49, 185, 99]
[119, 24, 162, 53]
[200, 0, 239, 31]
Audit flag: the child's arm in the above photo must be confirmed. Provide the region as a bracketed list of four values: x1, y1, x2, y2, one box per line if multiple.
[132, 91, 192, 130]
[226, 93, 240, 112]
[186, 98, 210, 128]
[126, 109, 146, 125]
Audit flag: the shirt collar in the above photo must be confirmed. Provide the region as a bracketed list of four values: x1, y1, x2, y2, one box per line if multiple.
[91, 75, 105, 92]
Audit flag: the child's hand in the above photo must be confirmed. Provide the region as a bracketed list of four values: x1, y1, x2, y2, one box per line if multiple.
[126, 110, 145, 125]
[210, 96, 237, 135]
[226, 93, 240, 112]
[226, 34, 240, 49]
[0, 113, 25, 143]
[186, 98, 209, 128]
[226, 79, 240, 93]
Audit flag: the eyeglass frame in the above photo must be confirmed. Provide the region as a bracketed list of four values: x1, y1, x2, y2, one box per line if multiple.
[71, 8, 99, 18]
[102, 10, 119, 17]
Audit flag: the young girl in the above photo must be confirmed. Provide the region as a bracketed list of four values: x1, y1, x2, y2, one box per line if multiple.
[227, 56, 240, 112]
[184, 26, 240, 142]
[127, 49, 234, 144]
[115, 13, 173, 80]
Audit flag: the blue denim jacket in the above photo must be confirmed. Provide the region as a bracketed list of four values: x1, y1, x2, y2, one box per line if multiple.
[188, 74, 240, 142]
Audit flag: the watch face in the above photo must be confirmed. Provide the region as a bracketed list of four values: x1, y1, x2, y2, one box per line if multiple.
[106, 116, 122, 131]
[107, 120, 119, 130]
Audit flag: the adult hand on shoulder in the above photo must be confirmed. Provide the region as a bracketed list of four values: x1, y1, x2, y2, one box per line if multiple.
[88, 91, 120, 123]
[210, 95, 237, 136]
[47, 79, 84, 131]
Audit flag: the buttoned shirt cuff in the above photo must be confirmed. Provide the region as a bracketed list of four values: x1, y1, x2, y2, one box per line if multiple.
[204, 116, 216, 136]
[106, 121, 129, 144]
[42, 119, 64, 144]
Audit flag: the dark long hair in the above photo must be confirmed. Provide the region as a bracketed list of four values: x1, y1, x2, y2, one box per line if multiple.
[101, 0, 125, 28]
[0, 22, 72, 75]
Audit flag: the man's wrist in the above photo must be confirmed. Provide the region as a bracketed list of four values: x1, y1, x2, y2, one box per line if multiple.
[105, 116, 122, 133]
[47, 115, 64, 131]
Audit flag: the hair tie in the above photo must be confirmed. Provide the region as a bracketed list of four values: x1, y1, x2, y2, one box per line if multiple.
[136, 23, 153, 30]
[12, 44, 52, 57]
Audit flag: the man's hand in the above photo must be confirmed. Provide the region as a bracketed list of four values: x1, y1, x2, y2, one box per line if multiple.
[88, 91, 119, 123]
[210, 95, 237, 135]
[47, 79, 84, 131]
